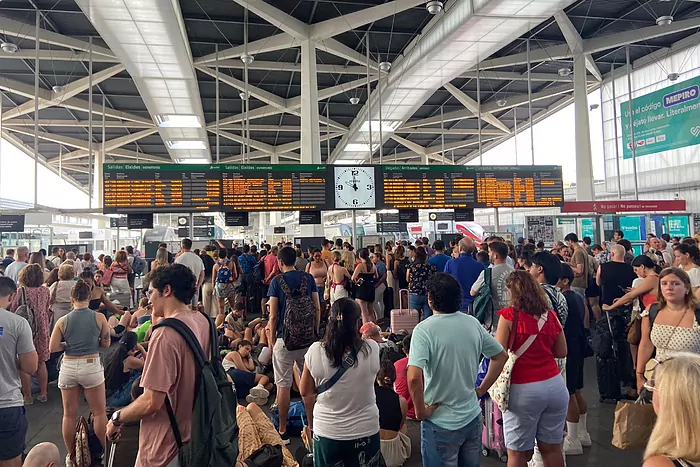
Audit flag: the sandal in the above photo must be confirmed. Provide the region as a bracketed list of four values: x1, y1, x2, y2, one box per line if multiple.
[24, 397, 34, 405]
[37, 394, 48, 403]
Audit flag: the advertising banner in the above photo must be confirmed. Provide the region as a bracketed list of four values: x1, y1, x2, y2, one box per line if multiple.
[621, 76, 700, 159]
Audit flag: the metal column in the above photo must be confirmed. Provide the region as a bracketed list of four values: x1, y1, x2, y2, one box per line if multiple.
[477, 68, 483, 165]
[33, 10, 40, 206]
[611, 64, 622, 199]
[625, 45, 639, 199]
[351, 210, 357, 247]
[215, 43, 220, 163]
[366, 35, 373, 163]
[527, 38, 534, 165]
[88, 36, 93, 209]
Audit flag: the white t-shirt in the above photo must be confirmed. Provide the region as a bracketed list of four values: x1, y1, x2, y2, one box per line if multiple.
[304, 339, 380, 440]
[687, 267, 700, 289]
[4, 261, 27, 284]
[175, 252, 204, 281]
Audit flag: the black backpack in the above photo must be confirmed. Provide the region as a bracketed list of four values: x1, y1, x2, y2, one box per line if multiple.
[471, 268, 494, 330]
[252, 259, 265, 287]
[647, 304, 700, 327]
[154, 312, 239, 467]
[396, 259, 410, 290]
[279, 274, 317, 351]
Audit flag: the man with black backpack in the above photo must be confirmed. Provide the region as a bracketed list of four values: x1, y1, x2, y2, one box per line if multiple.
[266, 247, 320, 445]
[106, 264, 237, 467]
[470, 241, 513, 333]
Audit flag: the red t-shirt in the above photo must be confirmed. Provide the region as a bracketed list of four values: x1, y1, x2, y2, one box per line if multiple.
[498, 307, 562, 384]
[263, 253, 280, 283]
[393, 357, 415, 419]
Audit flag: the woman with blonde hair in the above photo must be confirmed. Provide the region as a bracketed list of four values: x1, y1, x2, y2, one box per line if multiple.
[150, 247, 170, 272]
[643, 352, 700, 466]
[328, 250, 351, 305]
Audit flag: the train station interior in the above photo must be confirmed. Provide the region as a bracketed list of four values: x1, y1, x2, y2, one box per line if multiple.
[2, 0, 700, 466]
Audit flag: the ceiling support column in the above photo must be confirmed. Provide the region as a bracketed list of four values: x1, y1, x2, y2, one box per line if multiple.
[300, 39, 321, 164]
[573, 51, 594, 201]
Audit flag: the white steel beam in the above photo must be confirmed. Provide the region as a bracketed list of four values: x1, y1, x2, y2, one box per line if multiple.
[444, 83, 511, 134]
[426, 136, 500, 154]
[3, 119, 154, 129]
[0, 16, 116, 58]
[459, 71, 593, 83]
[478, 44, 571, 70]
[0, 50, 120, 63]
[395, 127, 505, 136]
[5, 126, 90, 150]
[584, 17, 700, 55]
[554, 10, 602, 81]
[0, 77, 52, 100]
[390, 135, 426, 156]
[309, 0, 425, 40]
[276, 132, 343, 154]
[195, 33, 298, 64]
[61, 98, 154, 125]
[214, 60, 370, 75]
[316, 38, 379, 69]
[212, 129, 276, 154]
[218, 124, 343, 133]
[2, 64, 126, 121]
[229, 0, 310, 40]
[196, 65, 287, 110]
[59, 128, 159, 162]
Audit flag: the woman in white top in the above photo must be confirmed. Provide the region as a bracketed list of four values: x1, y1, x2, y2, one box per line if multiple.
[300, 297, 381, 467]
[673, 243, 700, 297]
[327, 250, 352, 305]
[49, 264, 76, 328]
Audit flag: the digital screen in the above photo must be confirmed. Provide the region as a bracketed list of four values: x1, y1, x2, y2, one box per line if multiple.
[0, 215, 25, 232]
[127, 213, 154, 229]
[103, 164, 220, 213]
[222, 164, 330, 211]
[225, 212, 249, 227]
[475, 166, 564, 208]
[381, 166, 477, 209]
[299, 211, 322, 225]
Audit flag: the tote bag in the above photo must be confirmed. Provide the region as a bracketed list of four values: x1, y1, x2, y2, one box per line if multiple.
[488, 311, 548, 412]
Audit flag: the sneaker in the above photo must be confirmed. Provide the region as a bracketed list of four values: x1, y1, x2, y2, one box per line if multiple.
[249, 385, 270, 400]
[563, 435, 583, 456]
[245, 394, 268, 406]
[579, 430, 592, 447]
[23, 397, 33, 406]
[37, 394, 48, 403]
[527, 446, 544, 467]
[279, 431, 290, 445]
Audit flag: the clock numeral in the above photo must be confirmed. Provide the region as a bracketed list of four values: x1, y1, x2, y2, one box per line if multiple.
[337, 184, 343, 190]
[351, 169, 359, 176]
[353, 199, 359, 205]
[367, 184, 373, 190]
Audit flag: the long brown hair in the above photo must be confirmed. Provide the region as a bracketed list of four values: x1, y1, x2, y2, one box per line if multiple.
[658, 267, 700, 311]
[506, 269, 549, 317]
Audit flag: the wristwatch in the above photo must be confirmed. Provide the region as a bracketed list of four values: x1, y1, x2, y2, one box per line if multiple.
[111, 410, 122, 427]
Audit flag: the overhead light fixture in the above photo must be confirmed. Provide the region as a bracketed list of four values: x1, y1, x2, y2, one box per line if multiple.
[52, 85, 64, 94]
[589, 103, 599, 111]
[349, 96, 360, 105]
[497, 99, 507, 107]
[558, 67, 572, 77]
[240, 53, 254, 65]
[379, 61, 392, 73]
[175, 158, 210, 164]
[668, 72, 680, 81]
[154, 114, 202, 128]
[426, 1, 444, 14]
[656, 15, 673, 26]
[1, 42, 18, 54]
[165, 140, 207, 150]
[239, 91, 249, 100]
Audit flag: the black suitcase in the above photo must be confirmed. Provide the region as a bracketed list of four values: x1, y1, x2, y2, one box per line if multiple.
[105, 422, 140, 467]
[596, 355, 621, 401]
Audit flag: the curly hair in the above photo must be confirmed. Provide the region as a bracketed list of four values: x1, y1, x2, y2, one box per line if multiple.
[506, 269, 549, 316]
[19, 264, 44, 288]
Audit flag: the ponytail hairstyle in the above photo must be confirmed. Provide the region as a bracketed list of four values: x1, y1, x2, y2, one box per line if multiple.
[71, 280, 92, 302]
[322, 297, 367, 368]
[674, 243, 700, 267]
[377, 357, 397, 387]
[358, 248, 372, 271]
[104, 331, 138, 392]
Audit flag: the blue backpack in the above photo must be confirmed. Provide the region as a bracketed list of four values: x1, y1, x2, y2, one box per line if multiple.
[216, 264, 232, 284]
[269, 401, 306, 436]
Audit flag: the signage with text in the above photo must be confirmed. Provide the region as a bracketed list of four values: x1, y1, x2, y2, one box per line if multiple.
[299, 211, 322, 225]
[109, 217, 127, 228]
[562, 200, 686, 213]
[377, 223, 407, 233]
[0, 215, 25, 232]
[399, 209, 419, 223]
[127, 213, 154, 229]
[429, 212, 454, 221]
[225, 212, 249, 227]
[454, 208, 475, 222]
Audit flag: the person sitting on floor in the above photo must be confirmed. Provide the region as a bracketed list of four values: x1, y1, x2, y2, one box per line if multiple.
[128, 298, 151, 328]
[223, 340, 273, 405]
[104, 332, 145, 407]
[393, 334, 415, 420]
[22, 442, 61, 467]
[376, 358, 411, 467]
[236, 403, 297, 467]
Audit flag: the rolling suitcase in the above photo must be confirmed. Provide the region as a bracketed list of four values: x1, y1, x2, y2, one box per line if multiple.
[390, 289, 419, 334]
[482, 396, 507, 463]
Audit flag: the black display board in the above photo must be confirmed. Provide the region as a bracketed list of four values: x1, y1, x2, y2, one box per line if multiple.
[0, 215, 25, 232]
[429, 212, 455, 221]
[376, 212, 399, 223]
[475, 166, 564, 208]
[127, 213, 153, 229]
[377, 223, 407, 233]
[299, 210, 322, 225]
[178, 227, 213, 238]
[222, 164, 330, 211]
[103, 164, 220, 213]
[225, 212, 249, 227]
[454, 208, 475, 222]
[399, 209, 419, 223]
[109, 217, 127, 228]
[274, 227, 286, 234]
[78, 231, 93, 239]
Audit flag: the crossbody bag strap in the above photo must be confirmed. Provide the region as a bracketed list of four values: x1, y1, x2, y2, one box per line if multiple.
[316, 352, 356, 395]
[514, 311, 548, 358]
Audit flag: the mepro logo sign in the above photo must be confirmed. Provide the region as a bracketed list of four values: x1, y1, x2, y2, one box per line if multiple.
[663, 85, 699, 107]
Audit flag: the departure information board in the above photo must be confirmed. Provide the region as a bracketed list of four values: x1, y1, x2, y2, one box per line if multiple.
[382, 166, 477, 209]
[221, 164, 330, 211]
[475, 166, 564, 208]
[103, 164, 220, 213]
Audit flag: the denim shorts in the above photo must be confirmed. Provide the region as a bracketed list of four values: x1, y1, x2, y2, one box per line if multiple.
[0, 406, 27, 461]
[58, 357, 105, 390]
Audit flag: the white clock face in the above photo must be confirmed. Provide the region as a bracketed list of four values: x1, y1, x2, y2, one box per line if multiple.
[334, 167, 376, 209]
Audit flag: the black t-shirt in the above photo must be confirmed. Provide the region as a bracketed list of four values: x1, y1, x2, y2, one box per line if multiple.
[562, 290, 585, 357]
[201, 254, 216, 281]
[599, 261, 637, 306]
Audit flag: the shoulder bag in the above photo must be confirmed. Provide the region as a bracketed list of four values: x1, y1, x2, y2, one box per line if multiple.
[316, 351, 356, 395]
[488, 310, 548, 412]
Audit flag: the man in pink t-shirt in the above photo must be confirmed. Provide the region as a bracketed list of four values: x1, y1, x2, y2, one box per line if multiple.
[106, 264, 211, 467]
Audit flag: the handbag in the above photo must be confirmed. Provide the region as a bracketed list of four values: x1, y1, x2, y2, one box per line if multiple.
[611, 396, 656, 450]
[488, 310, 548, 412]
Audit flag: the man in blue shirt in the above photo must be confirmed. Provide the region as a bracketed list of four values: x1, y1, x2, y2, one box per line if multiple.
[408, 273, 507, 467]
[267, 247, 320, 443]
[444, 239, 484, 311]
[427, 240, 451, 272]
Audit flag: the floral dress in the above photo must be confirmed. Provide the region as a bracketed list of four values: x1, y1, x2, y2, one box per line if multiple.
[408, 262, 437, 296]
[10, 286, 51, 361]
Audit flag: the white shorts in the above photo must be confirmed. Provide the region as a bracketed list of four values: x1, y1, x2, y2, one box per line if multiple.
[380, 431, 412, 467]
[272, 340, 307, 388]
[58, 358, 104, 390]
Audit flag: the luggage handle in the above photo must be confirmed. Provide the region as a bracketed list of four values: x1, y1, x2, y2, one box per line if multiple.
[399, 289, 409, 313]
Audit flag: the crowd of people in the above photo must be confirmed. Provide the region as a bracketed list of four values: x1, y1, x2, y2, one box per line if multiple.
[1, 228, 700, 467]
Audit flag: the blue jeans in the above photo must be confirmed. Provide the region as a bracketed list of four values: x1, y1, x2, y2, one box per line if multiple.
[421, 414, 481, 467]
[409, 293, 432, 319]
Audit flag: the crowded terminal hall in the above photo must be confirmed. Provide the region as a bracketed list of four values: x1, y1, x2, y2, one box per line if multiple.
[5, 1, 700, 467]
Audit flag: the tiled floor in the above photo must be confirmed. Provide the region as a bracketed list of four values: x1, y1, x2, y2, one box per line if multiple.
[25, 359, 644, 466]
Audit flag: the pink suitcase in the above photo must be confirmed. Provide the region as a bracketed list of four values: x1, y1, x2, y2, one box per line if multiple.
[390, 289, 420, 333]
[482, 396, 508, 463]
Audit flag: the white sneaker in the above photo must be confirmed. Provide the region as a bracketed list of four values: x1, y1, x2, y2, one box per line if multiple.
[579, 429, 592, 447]
[528, 445, 544, 467]
[246, 394, 268, 406]
[249, 385, 270, 400]
[564, 435, 583, 456]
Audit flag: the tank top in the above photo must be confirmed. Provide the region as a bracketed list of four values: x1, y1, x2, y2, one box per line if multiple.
[308, 261, 328, 288]
[375, 385, 402, 432]
[63, 308, 102, 356]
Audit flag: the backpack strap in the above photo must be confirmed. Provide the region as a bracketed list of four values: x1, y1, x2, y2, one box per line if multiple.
[300, 272, 308, 295]
[278, 275, 292, 297]
[695, 308, 700, 326]
[317, 352, 356, 395]
[647, 303, 660, 328]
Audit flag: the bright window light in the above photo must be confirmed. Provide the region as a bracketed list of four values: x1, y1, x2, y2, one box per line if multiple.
[165, 140, 207, 150]
[344, 143, 379, 152]
[154, 115, 202, 128]
[174, 158, 211, 164]
[360, 120, 402, 133]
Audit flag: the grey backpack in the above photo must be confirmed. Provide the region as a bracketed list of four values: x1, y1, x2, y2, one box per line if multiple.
[16, 288, 38, 337]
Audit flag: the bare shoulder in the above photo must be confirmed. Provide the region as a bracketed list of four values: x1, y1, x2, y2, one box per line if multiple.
[643, 456, 676, 467]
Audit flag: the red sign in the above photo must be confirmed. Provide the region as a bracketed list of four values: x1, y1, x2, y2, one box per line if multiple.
[562, 200, 686, 213]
